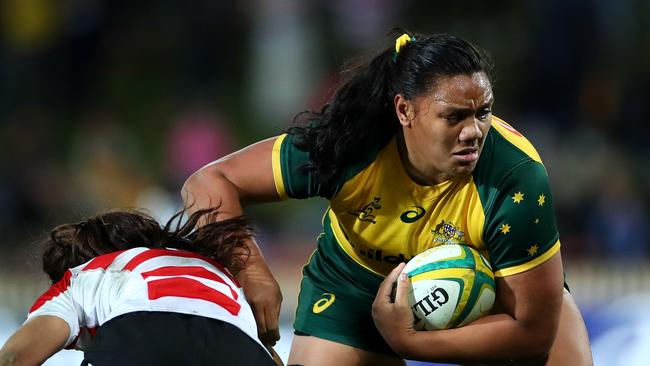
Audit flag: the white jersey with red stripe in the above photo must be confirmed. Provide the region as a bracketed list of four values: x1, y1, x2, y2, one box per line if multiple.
[27, 247, 263, 351]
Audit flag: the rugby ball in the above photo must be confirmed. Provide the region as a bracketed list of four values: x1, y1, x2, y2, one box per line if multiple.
[402, 244, 495, 330]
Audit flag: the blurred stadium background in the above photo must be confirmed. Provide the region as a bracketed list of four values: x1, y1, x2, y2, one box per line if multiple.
[1, 1, 649, 365]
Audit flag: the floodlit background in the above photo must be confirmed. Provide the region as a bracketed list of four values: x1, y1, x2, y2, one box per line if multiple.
[1, 1, 649, 365]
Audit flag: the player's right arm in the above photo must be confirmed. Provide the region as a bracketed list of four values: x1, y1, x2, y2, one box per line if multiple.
[181, 136, 284, 346]
[0, 316, 69, 366]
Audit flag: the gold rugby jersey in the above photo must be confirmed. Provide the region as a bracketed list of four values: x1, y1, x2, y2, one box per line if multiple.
[272, 117, 560, 278]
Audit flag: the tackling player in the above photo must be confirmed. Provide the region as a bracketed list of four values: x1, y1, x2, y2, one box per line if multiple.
[0, 208, 281, 366]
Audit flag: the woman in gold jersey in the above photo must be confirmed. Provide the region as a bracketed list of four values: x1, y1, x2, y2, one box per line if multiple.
[182, 30, 592, 365]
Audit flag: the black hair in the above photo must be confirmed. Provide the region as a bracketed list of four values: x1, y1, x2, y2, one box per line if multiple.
[288, 30, 494, 183]
[41, 208, 253, 283]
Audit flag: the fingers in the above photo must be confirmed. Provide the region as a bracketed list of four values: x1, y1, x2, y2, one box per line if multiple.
[265, 298, 281, 345]
[256, 306, 280, 346]
[257, 322, 278, 346]
[394, 270, 411, 307]
[243, 275, 282, 346]
[377, 262, 406, 302]
[389, 262, 406, 282]
[261, 325, 280, 346]
[252, 305, 268, 341]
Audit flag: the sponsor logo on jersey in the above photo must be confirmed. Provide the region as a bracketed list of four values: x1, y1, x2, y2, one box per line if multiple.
[312, 293, 336, 314]
[432, 220, 466, 245]
[347, 197, 381, 224]
[357, 247, 413, 264]
[400, 206, 426, 223]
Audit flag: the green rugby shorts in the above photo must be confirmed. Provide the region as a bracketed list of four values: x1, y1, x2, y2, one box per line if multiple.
[293, 244, 397, 356]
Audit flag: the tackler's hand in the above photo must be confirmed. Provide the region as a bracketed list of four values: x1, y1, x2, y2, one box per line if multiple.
[237, 259, 282, 347]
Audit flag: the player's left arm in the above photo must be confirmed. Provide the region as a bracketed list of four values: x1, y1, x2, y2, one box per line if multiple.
[373, 160, 564, 363]
[0, 316, 70, 366]
[374, 253, 562, 364]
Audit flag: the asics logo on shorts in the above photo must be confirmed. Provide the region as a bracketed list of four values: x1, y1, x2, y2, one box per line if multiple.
[312, 293, 336, 313]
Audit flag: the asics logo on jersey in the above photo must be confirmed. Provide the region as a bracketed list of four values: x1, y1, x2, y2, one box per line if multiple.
[400, 206, 426, 223]
[347, 197, 382, 224]
[312, 293, 336, 313]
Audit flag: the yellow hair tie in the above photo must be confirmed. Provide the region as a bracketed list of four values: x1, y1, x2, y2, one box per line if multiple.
[395, 33, 412, 54]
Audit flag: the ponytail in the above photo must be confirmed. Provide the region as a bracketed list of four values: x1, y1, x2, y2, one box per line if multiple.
[288, 46, 399, 181]
[288, 30, 493, 183]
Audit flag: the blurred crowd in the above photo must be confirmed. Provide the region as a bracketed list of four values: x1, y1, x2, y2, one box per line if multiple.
[1, 0, 649, 273]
